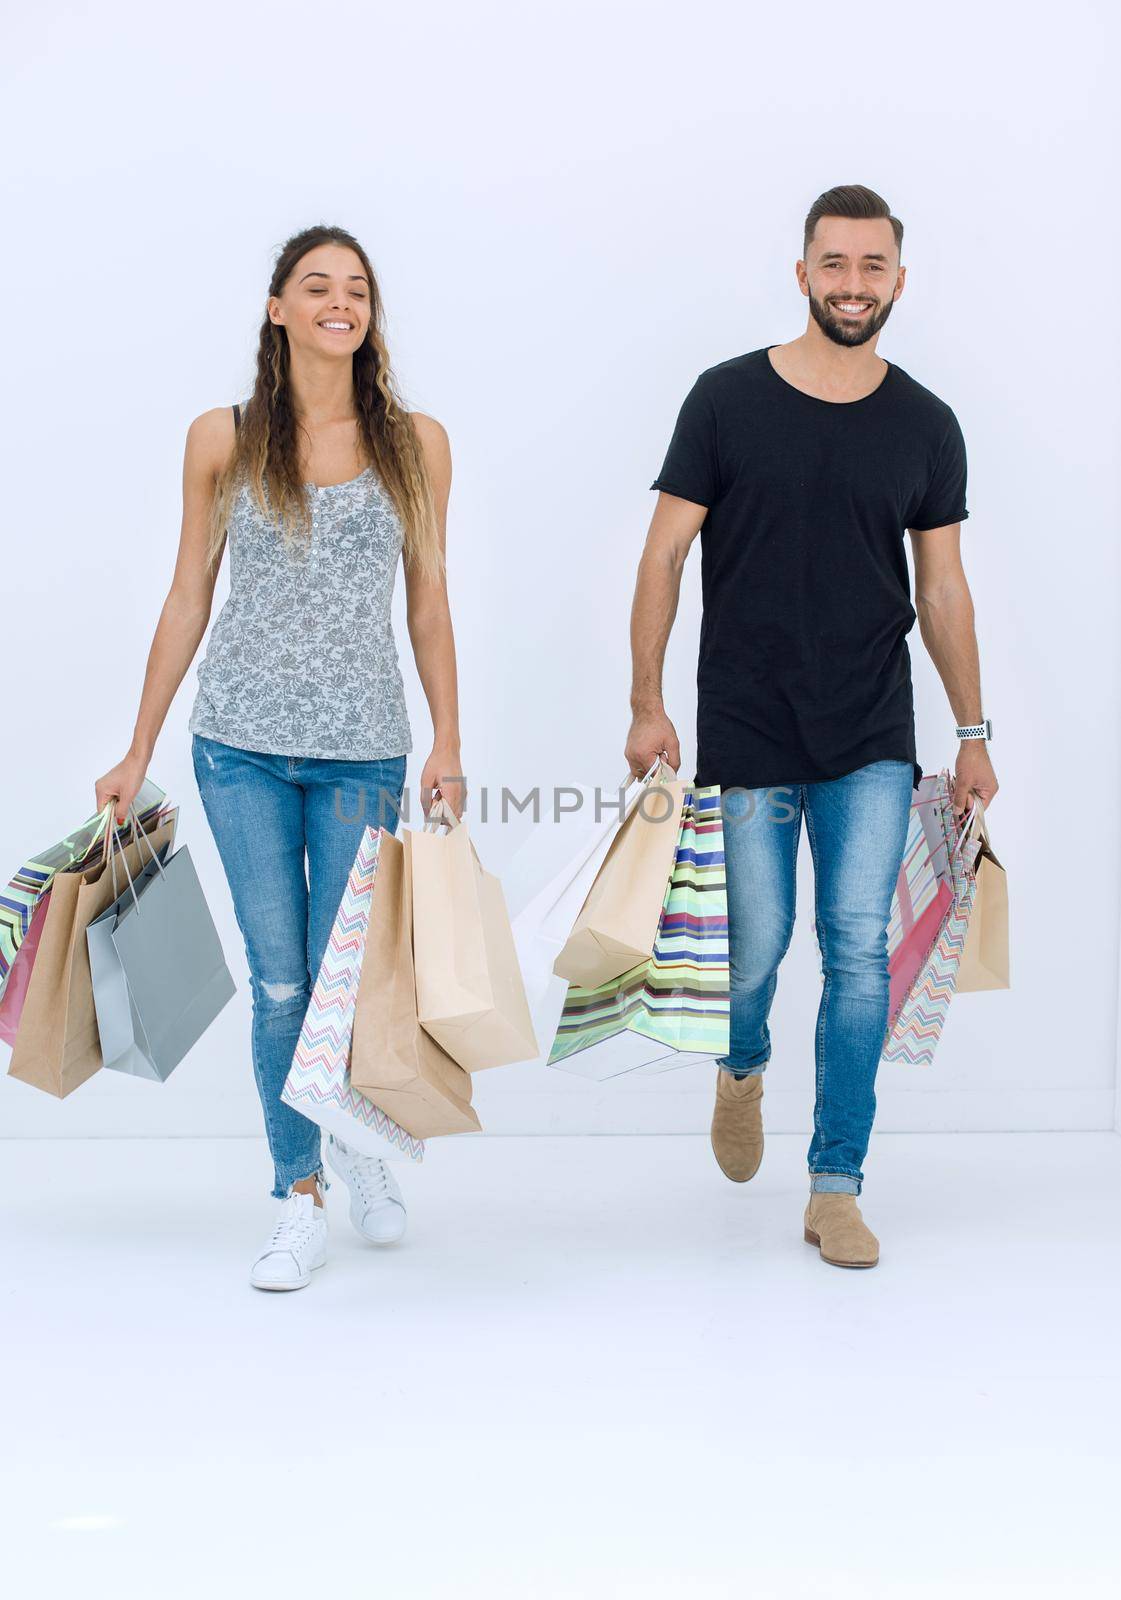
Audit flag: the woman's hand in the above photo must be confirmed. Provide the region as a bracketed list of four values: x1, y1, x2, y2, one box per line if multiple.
[420, 744, 466, 821]
[95, 752, 150, 827]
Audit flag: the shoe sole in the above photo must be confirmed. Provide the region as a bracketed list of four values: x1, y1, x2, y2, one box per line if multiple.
[803, 1226, 878, 1269]
[326, 1142, 407, 1246]
[250, 1252, 327, 1292]
[351, 1206, 406, 1246]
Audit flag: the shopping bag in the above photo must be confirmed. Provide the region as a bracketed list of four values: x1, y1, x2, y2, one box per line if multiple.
[553, 761, 688, 989]
[281, 827, 425, 1163]
[881, 771, 984, 1066]
[7, 807, 179, 1098]
[510, 757, 668, 1059]
[548, 785, 729, 1079]
[411, 798, 537, 1072]
[84, 803, 236, 1081]
[0, 779, 168, 1002]
[885, 793, 955, 1025]
[954, 798, 1009, 992]
[0, 890, 52, 1047]
[350, 828, 480, 1136]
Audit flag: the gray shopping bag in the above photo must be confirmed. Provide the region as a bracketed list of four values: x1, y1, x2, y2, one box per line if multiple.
[86, 801, 236, 1081]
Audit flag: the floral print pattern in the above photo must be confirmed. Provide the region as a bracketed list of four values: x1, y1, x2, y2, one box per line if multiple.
[188, 468, 413, 760]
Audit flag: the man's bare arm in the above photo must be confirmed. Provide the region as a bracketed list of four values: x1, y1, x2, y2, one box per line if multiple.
[910, 521, 999, 813]
[625, 491, 707, 776]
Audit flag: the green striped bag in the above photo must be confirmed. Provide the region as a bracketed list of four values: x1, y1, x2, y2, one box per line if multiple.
[548, 785, 728, 1079]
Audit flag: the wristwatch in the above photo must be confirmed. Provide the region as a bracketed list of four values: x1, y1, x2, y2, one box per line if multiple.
[955, 718, 992, 741]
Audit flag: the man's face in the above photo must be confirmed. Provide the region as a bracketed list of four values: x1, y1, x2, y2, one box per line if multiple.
[799, 217, 904, 347]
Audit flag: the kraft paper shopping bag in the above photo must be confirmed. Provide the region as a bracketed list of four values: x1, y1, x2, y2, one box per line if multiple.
[350, 828, 479, 1137]
[1, 781, 168, 1002]
[553, 762, 687, 989]
[7, 810, 178, 1098]
[954, 799, 1009, 992]
[281, 828, 425, 1163]
[549, 787, 730, 1079]
[411, 800, 537, 1072]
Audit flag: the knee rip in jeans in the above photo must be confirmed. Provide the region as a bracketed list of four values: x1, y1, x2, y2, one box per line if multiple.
[258, 977, 310, 1011]
[262, 979, 303, 1001]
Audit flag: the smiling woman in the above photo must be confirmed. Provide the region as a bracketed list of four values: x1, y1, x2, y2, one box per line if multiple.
[93, 222, 468, 1291]
[202, 226, 444, 576]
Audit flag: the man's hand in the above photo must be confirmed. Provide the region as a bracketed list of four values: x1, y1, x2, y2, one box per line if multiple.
[953, 742, 998, 823]
[626, 709, 681, 778]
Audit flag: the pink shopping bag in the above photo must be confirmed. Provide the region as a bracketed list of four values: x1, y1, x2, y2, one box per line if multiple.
[0, 890, 52, 1047]
[882, 771, 983, 1066]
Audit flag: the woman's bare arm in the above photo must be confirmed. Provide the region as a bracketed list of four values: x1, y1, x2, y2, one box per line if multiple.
[94, 408, 234, 823]
[403, 411, 464, 819]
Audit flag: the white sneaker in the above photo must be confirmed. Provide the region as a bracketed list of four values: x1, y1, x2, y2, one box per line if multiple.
[326, 1134, 407, 1244]
[249, 1192, 328, 1291]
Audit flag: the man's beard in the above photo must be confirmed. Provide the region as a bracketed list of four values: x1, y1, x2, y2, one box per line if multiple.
[808, 290, 894, 347]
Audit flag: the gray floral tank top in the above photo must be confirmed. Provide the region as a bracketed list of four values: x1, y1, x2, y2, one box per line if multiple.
[188, 417, 413, 761]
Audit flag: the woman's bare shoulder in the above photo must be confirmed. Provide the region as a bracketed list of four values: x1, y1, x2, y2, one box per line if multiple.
[185, 405, 239, 478]
[409, 410, 450, 477]
[409, 411, 449, 448]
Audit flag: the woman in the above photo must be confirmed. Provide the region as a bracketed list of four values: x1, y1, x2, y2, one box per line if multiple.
[95, 224, 465, 1292]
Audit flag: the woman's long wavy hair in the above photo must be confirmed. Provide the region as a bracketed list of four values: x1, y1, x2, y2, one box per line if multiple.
[203, 224, 442, 581]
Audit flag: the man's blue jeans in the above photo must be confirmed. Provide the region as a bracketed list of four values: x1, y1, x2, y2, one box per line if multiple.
[191, 733, 408, 1198]
[716, 759, 913, 1195]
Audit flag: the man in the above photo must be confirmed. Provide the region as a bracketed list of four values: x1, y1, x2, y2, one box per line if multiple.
[625, 184, 998, 1269]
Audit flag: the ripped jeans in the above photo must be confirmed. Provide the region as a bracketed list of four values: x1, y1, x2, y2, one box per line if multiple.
[191, 733, 408, 1198]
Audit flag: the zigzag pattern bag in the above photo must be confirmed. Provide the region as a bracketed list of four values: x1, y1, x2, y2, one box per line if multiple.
[880, 771, 983, 1066]
[281, 827, 425, 1163]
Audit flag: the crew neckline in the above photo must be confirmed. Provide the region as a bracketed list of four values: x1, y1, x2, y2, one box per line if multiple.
[763, 345, 892, 408]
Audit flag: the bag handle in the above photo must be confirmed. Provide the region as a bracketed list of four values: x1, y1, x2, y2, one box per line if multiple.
[96, 796, 173, 868]
[622, 755, 677, 789]
[98, 798, 130, 868]
[107, 800, 170, 914]
[423, 793, 461, 834]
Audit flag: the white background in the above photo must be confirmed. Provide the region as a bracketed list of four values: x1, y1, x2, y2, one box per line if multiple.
[2, 0, 1118, 1141]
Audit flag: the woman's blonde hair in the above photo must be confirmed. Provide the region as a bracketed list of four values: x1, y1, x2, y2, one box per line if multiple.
[204, 224, 442, 581]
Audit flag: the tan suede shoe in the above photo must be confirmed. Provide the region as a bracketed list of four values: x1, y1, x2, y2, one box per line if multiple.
[710, 1068, 764, 1182]
[803, 1192, 879, 1269]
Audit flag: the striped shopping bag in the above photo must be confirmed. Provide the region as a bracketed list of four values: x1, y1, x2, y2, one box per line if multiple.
[281, 827, 425, 1162]
[547, 786, 729, 1079]
[881, 771, 983, 1066]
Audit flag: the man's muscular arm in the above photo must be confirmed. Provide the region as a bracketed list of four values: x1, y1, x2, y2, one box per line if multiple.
[910, 520, 999, 816]
[626, 491, 707, 777]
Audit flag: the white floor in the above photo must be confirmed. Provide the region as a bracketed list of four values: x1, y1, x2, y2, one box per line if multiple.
[3, 1132, 1120, 1599]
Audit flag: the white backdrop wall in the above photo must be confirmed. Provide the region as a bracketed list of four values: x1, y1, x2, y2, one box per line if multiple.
[2, 0, 1118, 1139]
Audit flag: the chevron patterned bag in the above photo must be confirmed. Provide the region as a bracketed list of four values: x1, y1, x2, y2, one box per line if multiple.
[881, 770, 983, 1067]
[547, 786, 729, 1079]
[281, 827, 425, 1163]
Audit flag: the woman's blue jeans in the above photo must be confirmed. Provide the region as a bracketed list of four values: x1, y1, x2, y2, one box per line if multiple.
[716, 759, 913, 1195]
[191, 733, 408, 1198]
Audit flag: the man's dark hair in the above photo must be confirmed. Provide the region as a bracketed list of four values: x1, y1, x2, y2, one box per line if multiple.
[803, 185, 903, 259]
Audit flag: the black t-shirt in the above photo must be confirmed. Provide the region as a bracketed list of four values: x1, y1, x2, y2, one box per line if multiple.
[650, 346, 969, 793]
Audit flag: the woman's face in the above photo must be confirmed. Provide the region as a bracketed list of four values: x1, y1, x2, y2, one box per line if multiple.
[267, 243, 371, 358]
